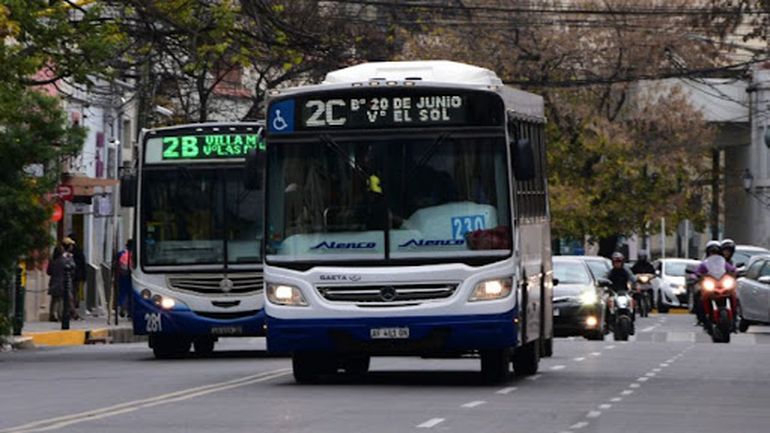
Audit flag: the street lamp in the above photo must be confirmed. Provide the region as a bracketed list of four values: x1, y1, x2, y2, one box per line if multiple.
[742, 169, 754, 193]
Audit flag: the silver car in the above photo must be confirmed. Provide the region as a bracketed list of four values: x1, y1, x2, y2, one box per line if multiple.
[736, 254, 770, 332]
[652, 258, 700, 312]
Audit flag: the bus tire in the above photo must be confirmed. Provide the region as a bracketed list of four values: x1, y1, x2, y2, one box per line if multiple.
[150, 335, 190, 359]
[480, 348, 510, 383]
[512, 340, 540, 376]
[193, 338, 216, 356]
[292, 353, 335, 384]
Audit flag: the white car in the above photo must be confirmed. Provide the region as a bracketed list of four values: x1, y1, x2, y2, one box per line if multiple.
[652, 258, 700, 312]
[736, 254, 770, 332]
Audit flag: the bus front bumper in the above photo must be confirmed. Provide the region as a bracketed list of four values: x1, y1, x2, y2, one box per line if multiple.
[132, 293, 266, 337]
[266, 309, 518, 355]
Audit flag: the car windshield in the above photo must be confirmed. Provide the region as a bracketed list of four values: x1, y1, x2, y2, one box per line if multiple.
[584, 260, 609, 280]
[141, 167, 263, 266]
[554, 261, 592, 284]
[664, 262, 688, 277]
[265, 134, 511, 262]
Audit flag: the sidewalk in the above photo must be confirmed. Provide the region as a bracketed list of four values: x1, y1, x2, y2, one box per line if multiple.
[16, 315, 143, 348]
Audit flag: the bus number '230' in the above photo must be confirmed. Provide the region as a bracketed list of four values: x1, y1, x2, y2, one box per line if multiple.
[145, 312, 162, 333]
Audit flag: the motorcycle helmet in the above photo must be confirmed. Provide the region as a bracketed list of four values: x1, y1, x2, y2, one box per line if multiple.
[611, 252, 625, 262]
[705, 240, 721, 256]
[721, 238, 736, 252]
[638, 251, 648, 261]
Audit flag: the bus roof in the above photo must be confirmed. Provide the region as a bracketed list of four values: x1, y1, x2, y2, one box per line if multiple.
[141, 121, 263, 135]
[323, 60, 504, 86]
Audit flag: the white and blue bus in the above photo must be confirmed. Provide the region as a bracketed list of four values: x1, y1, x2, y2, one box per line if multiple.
[257, 61, 552, 382]
[122, 123, 265, 358]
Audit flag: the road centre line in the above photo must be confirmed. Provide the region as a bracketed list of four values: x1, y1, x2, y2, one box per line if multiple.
[461, 401, 486, 408]
[630, 383, 641, 388]
[610, 397, 622, 402]
[586, 411, 602, 418]
[621, 390, 634, 395]
[551, 365, 566, 370]
[599, 404, 612, 409]
[637, 377, 648, 382]
[417, 418, 445, 428]
[495, 387, 518, 395]
[527, 374, 542, 381]
[573, 357, 585, 362]
[570, 421, 589, 429]
[590, 352, 601, 356]
[641, 326, 656, 332]
[0, 369, 290, 433]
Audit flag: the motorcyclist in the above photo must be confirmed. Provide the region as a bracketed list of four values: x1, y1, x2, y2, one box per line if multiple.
[606, 252, 635, 293]
[721, 238, 736, 266]
[631, 252, 655, 275]
[692, 241, 737, 325]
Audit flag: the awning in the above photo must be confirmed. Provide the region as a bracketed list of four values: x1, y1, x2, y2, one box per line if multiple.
[62, 175, 119, 197]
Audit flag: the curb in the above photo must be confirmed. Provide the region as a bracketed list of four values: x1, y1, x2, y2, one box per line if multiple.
[9, 336, 36, 350]
[21, 326, 144, 347]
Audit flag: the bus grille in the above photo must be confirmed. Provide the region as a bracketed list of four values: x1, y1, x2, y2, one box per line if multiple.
[316, 283, 457, 306]
[167, 274, 263, 295]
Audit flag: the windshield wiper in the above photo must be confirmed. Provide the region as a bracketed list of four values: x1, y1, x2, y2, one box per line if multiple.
[405, 132, 451, 181]
[318, 134, 373, 182]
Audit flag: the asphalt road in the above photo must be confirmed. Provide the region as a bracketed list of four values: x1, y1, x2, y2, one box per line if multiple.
[3, 312, 770, 433]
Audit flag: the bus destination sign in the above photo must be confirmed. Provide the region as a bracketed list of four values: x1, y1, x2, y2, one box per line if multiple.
[267, 90, 503, 134]
[160, 134, 265, 160]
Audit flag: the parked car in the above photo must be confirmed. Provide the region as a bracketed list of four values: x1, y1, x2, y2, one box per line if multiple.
[553, 256, 608, 340]
[736, 254, 770, 332]
[652, 258, 700, 313]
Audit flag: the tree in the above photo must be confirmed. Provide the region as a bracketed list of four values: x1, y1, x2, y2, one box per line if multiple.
[0, 0, 119, 337]
[396, 0, 727, 251]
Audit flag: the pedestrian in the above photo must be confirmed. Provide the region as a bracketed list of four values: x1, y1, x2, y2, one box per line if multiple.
[65, 234, 87, 311]
[115, 239, 134, 317]
[47, 245, 77, 322]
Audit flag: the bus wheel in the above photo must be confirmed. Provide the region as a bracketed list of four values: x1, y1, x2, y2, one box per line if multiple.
[292, 353, 334, 384]
[150, 335, 190, 359]
[342, 356, 371, 376]
[480, 348, 510, 383]
[512, 340, 540, 376]
[193, 338, 216, 357]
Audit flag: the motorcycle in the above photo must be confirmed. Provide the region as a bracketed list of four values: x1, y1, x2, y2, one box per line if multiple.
[697, 255, 737, 343]
[634, 273, 655, 317]
[605, 286, 635, 341]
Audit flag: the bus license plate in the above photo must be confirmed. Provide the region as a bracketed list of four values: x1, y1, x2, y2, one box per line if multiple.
[370, 327, 409, 339]
[553, 308, 560, 316]
[211, 326, 243, 336]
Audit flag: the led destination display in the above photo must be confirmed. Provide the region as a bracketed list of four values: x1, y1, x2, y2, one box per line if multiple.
[159, 133, 265, 160]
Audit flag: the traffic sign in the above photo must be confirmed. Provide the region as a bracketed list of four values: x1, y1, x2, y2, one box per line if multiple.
[56, 185, 74, 201]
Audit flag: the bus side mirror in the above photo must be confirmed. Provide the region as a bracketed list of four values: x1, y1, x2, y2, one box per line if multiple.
[120, 174, 136, 207]
[513, 138, 535, 181]
[244, 149, 264, 190]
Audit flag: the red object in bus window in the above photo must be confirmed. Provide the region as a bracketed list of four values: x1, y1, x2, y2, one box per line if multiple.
[466, 226, 511, 250]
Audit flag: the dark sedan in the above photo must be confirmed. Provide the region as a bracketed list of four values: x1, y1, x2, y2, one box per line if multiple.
[553, 257, 607, 340]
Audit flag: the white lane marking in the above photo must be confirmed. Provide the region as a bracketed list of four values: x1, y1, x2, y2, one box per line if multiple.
[666, 359, 675, 363]
[653, 368, 661, 372]
[417, 418, 445, 429]
[641, 326, 656, 332]
[621, 390, 634, 395]
[630, 383, 641, 388]
[496, 386, 518, 395]
[605, 345, 616, 349]
[646, 372, 656, 377]
[590, 352, 601, 356]
[637, 377, 649, 382]
[586, 411, 602, 418]
[573, 357, 586, 362]
[610, 397, 622, 402]
[570, 421, 590, 429]
[0, 369, 290, 433]
[527, 374, 542, 381]
[599, 404, 612, 410]
[550, 365, 566, 371]
[461, 400, 486, 408]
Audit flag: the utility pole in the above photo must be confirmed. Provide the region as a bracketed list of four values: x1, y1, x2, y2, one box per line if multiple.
[711, 148, 720, 240]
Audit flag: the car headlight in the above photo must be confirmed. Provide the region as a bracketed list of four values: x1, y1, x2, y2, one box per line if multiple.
[150, 294, 185, 310]
[266, 283, 308, 306]
[469, 278, 513, 302]
[579, 289, 599, 305]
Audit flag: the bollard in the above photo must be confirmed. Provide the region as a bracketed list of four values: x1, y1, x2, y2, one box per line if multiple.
[62, 261, 73, 330]
[12, 265, 24, 336]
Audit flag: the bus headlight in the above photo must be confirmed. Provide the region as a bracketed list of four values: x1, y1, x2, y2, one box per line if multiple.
[469, 278, 512, 302]
[267, 283, 308, 306]
[151, 294, 181, 310]
[580, 290, 598, 305]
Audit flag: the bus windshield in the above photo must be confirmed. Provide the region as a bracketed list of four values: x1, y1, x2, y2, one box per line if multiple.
[266, 133, 511, 262]
[142, 167, 262, 266]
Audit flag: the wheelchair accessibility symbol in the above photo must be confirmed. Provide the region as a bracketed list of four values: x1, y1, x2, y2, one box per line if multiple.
[268, 99, 294, 134]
